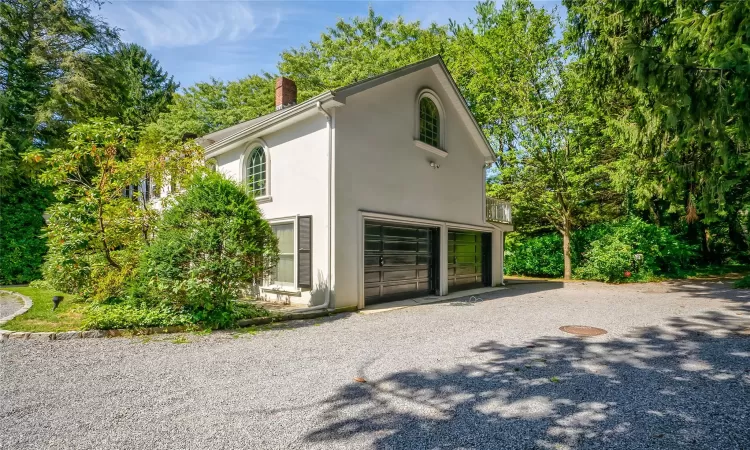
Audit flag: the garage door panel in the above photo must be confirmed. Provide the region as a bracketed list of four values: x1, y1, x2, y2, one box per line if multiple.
[364, 255, 381, 267]
[383, 269, 421, 282]
[364, 221, 436, 305]
[382, 240, 421, 252]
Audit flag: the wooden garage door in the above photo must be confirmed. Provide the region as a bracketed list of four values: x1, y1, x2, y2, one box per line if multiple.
[448, 230, 486, 291]
[364, 222, 436, 305]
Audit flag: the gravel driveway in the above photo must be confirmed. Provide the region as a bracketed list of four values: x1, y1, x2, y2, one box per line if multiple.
[2, 281, 749, 450]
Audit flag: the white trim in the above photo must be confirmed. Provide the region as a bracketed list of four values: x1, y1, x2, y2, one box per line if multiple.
[415, 88, 446, 151]
[241, 139, 271, 200]
[413, 140, 448, 158]
[357, 210, 495, 309]
[268, 216, 297, 289]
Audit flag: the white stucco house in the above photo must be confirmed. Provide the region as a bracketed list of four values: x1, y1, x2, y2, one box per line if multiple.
[198, 56, 512, 310]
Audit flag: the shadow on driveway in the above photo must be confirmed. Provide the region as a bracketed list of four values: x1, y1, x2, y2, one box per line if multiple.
[304, 282, 750, 449]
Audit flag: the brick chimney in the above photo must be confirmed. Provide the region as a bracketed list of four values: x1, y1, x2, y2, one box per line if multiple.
[275, 77, 297, 110]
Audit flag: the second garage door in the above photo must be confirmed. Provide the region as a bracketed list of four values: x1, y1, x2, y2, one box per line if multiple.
[448, 230, 488, 292]
[364, 222, 437, 305]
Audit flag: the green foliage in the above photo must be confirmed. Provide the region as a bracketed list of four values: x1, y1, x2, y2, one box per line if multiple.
[44, 43, 179, 131]
[734, 276, 750, 290]
[0, 185, 51, 284]
[146, 74, 276, 144]
[279, 7, 448, 101]
[574, 236, 634, 283]
[138, 171, 277, 328]
[83, 302, 192, 330]
[506, 218, 696, 282]
[35, 118, 203, 300]
[564, 0, 750, 249]
[504, 234, 564, 277]
[578, 219, 696, 279]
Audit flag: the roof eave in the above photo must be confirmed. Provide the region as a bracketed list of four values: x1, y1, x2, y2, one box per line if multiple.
[203, 91, 337, 155]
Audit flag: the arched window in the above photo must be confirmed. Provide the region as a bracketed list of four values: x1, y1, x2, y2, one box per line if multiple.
[246, 146, 266, 197]
[419, 96, 441, 148]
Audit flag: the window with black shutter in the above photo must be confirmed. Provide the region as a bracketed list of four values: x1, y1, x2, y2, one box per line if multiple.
[297, 216, 312, 289]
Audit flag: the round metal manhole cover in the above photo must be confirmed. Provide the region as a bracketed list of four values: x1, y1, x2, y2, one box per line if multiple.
[559, 325, 608, 337]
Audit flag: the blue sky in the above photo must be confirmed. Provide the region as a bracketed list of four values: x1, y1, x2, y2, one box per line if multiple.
[99, 1, 564, 89]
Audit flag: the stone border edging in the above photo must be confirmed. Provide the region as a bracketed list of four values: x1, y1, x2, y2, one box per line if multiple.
[0, 290, 33, 326]
[0, 305, 358, 342]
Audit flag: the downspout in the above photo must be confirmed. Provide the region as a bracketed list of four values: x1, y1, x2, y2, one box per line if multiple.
[304, 101, 333, 311]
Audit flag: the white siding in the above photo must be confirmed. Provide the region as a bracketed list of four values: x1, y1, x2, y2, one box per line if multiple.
[332, 67, 490, 309]
[214, 115, 330, 305]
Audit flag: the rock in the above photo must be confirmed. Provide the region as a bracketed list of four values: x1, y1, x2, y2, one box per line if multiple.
[28, 332, 55, 340]
[9, 332, 30, 340]
[81, 330, 106, 339]
[105, 329, 123, 337]
[55, 331, 81, 340]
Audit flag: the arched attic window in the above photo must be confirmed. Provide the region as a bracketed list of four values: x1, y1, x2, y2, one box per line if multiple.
[245, 146, 266, 197]
[418, 93, 442, 149]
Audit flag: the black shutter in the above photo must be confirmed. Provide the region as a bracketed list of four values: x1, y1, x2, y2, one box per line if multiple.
[298, 216, 312, 289]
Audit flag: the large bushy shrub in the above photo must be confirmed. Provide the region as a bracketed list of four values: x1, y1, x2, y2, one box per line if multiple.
[505, 218, 696, 281]
[573, 235, 634, 282]
[576, 218, 695, 280]
[504, 233, 564, 277]
[138, 171, 278, 327]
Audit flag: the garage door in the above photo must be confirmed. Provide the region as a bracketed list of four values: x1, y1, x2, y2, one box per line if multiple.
[364, 222, 437, 305]
[448, 230, 489, 292]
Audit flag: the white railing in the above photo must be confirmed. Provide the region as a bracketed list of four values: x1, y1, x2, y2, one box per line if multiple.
[486, 197, 512, 224]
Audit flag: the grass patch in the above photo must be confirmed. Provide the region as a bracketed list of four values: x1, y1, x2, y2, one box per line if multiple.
[1, 286, 86, 332]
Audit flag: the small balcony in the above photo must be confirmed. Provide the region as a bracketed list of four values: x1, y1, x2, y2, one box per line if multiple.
[486, 197, 512, 224]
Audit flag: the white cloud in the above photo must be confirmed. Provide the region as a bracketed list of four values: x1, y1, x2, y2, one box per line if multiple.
[108, 1, 282, 49]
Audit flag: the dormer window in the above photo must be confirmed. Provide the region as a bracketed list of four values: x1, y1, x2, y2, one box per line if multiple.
[419, 97, 440, 148]
[415, 89, 446, 157]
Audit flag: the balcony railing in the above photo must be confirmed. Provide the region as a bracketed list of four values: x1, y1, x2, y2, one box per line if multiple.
[486, 197, 512, 224]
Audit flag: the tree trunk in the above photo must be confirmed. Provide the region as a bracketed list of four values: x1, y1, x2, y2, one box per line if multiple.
[562, 224, 572, 280]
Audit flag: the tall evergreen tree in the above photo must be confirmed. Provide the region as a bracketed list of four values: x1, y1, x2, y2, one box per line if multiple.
[564, 0, 750, 256]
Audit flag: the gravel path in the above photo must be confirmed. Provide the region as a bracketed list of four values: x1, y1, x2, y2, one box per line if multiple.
[0, 291, 24, 321]
[2, 281, 749, 450]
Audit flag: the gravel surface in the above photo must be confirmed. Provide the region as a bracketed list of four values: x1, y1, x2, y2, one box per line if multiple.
[2, 281, 749, 450]
[0, 291, 24, 321]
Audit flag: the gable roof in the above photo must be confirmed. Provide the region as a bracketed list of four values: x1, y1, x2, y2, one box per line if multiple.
[201, 56, 496, 162]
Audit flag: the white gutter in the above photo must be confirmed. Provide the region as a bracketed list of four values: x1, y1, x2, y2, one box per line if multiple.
[304, 101, 333, 311]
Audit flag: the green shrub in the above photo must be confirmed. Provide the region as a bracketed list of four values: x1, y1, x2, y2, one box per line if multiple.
[506, 218, 696, 281]
[84, 302, 192, 330]
[574, 218, 695, 281]
[574, 236, 633, 282]
[504, 233, 564, 277]
[138, 171, 277, 328]
[735, 275, 750, 289]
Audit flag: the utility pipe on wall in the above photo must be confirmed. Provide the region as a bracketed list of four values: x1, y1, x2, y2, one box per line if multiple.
[305, 101, 333, 311]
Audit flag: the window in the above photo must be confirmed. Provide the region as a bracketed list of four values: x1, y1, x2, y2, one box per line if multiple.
[123, 184, 138, 199]
[419, 97, 440, 148]
[245, 146, 266, 197]
[271, 223, 294, 285]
